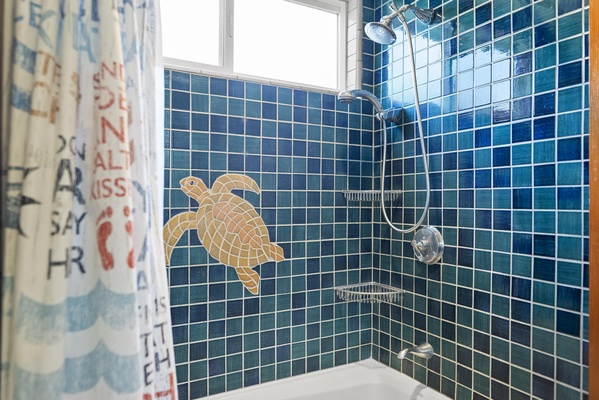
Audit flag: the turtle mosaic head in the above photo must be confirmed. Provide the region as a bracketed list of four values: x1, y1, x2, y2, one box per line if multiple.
[179, 176, 209, 201]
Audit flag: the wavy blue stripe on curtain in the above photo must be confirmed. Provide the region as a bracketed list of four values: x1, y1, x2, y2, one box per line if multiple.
[15, 281, 138, 345]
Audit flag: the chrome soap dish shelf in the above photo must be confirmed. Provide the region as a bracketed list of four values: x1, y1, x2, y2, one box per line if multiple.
[335, 282, 405, 304]
[342, 190, 402, 202]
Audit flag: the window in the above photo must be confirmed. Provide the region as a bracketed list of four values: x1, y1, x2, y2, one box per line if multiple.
[162, 0, 359, 91]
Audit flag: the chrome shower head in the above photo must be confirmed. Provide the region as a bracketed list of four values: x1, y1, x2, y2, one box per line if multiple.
[337, 90, 384, 115]
[365, 3, 441, 45]
[365, 21, 397, 45]
[410, 6, 441, 25]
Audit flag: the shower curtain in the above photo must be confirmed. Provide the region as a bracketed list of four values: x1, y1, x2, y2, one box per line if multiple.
[1, 1, 177, 399]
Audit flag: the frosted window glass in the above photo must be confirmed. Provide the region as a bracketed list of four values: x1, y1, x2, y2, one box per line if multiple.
[234, 0, 338, 89]
[162, 0, 221, 66]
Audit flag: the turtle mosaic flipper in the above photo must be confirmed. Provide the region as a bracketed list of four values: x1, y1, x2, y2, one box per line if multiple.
[163, 174, 285, 294]
[235, 266, 260, 295]
[163, 211, 196, 264]
[212, 173, 260, 195]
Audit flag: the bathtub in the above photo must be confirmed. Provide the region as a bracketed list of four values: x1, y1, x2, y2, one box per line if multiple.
[206, 358, 450, 400]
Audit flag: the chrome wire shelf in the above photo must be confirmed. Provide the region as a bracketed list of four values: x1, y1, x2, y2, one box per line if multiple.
[335, 282, 405, 304]
[342, 190, 402, 202]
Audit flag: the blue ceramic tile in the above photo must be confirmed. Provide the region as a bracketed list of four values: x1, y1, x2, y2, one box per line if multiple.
[494, 15, 511, 39]
[172, 71, 190, 91]
[558, 61, 583, 88]
[535, 21, 556, 48]
[558, 0, 582, 15]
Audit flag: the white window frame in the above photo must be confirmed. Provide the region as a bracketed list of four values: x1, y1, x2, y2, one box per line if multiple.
[163, 0, 361, 92]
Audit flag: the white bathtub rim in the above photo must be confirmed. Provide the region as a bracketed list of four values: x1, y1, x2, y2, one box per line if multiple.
[204, 357, 450, 400]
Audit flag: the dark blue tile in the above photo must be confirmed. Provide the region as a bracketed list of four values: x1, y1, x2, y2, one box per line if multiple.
[533, 375, 554, 400]
[493, 168, 511, 187]
[534, 165, 555, 186]
[262, 103, 277, 120]
[513, 233, 533, 254]
[189, 304, 207, 323]
[476, 24, 493, 45]
[322, 94, 336, 110]
[244, 298, 260, 315]
[557, 137, 581, 161]
[492, 359, 510, 382]
[513, 6, 532, 32]
[476, 3, 492, 25]
[558, 0, 582, 15]
[533, 116, 555, 139]
[172, 131, 190, 149]
[533, 351, 554, 377]
[191, 113, 209, 131]
[459, 0, 474, 12]
[535, 21, 556, 47]
[208, 357, 225, 376]
[512, 277, 532, 300]
[475, 128, 491, 147]
[172, 111, 190, 130]
[558, 187, 582, 210]
[556, 286, 581, 311]
[534, 234, 555, 257]
[512, 121, 531, 143]
[556, 310, 580, 336]
[210, 77, 227, 95]
[476, 210, 492, 228]
[512, 299, 531, 323]
[492, 274, 510, 295]
[494, 15, 511, 38]
[513, 189, 532, 209]
[493, 147, 510, 166]
[493, 210, 512, 230]
[228, 80, 244, 98]
[511, 321, 531, 346]
[556, 359, 581, 388]
[262, 85, 277, 102]
[172, 91, 190, 110]
[534, 92, 555, 116]
[558, 61, 582, 88]
[491, 316, 509, 339]
[294, 90, 307, 106]
[210, 115, 227, 133]
[172, 71, 190, 90]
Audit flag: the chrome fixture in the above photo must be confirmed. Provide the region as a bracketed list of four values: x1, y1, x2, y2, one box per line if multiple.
[338, 1, 443, 245]
[365, 2, 441, 45]
[337, 86, 431, 235]
[411, 226, 444, 264]
[337, 90, 384, 114]
[337, 90, 402, 125]
[397, 342, 434, 360]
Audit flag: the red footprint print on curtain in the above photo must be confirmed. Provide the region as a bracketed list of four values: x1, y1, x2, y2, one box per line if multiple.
[96, 207, 114, 270]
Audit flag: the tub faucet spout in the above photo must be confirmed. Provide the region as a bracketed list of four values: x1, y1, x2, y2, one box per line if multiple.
[397, 342, 434, 360]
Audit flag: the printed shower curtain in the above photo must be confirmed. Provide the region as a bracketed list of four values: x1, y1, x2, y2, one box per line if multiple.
[1, 1, 177, 399]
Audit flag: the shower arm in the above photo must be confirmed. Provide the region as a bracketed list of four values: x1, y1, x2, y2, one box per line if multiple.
[379, 12, 431, 234]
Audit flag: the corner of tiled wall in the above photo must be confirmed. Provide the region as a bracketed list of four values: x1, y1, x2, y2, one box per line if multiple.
[164, 0, 590, 398]
[369, 0, 590, 399]
[164, 64, 382, 397]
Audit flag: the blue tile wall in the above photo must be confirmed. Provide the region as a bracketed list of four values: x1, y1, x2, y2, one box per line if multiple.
[164, 68, 382, 397]
[165, 1, 588, 398]
[370, 0, 589, 399]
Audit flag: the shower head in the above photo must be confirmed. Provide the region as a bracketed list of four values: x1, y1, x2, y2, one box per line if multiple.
[365, 3, 442, 45]
[337, 90, 384, 115]
[410, 6, 441, 25]
[364, 21, 396, 45]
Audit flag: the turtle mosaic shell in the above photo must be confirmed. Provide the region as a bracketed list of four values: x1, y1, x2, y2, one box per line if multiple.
[163, 174, 284, 294]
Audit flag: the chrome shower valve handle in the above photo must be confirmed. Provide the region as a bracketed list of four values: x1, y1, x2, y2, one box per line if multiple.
[411, 226, 444, 264]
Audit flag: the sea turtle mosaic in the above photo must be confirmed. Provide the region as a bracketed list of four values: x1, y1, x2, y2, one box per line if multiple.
[163, 173, 284, 294]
